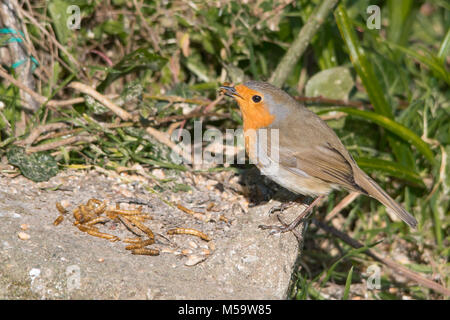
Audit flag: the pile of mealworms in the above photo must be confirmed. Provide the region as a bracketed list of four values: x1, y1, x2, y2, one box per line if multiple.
[54, 199, 213, 259]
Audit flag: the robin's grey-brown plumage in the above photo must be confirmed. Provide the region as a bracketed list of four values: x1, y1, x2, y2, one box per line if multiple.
[222, 81, 417, 228]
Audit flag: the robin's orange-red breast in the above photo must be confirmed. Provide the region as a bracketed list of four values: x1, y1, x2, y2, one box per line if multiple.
[220, 81, 417, 232]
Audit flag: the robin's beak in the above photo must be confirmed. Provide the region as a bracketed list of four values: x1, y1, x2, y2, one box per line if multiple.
[219, 85, 244, 100]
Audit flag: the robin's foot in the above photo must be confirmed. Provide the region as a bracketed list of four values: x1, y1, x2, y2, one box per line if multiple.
[258, 213, 303, 235]
[268, 202, 293, 215]
[259, 195, 325, 236]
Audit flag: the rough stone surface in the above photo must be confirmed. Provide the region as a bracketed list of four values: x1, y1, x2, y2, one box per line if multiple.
[0, 170, 304, 299]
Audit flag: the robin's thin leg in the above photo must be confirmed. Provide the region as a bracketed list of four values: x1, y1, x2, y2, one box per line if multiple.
[259, 195, 324, 235]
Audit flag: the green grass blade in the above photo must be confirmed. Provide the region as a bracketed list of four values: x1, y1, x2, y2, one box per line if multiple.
[334, 4, 392, 118]
[356, 157, 426, 187]
[429, 192, 443, 249]
[437, 28, 450, 64]
[318, 107, 435, 164]
[386, 41, 450, 85]
[387, 0, 414, 46]
[320, 244, 376, 288]
[342, 266, 354, 300]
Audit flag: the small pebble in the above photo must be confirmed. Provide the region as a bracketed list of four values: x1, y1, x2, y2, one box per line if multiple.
[18, 232, 30, 240]
[188, 240, 198, 249]
[184, 255, 207, 266]
[200, 248, 211, 256]
[181, 249, 193, 255]
[60, 200, 71, 208]
[20, 224, 29, 231]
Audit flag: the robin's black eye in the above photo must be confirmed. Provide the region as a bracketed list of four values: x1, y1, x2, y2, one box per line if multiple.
[252, 95, 262, 103]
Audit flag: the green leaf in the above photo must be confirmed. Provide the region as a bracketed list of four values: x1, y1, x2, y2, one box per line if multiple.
[305, 66, 354, 129]
[334, 4, 393, 118]
[47, 0, 71, 45]
[356, 157, 425, 187]
[7, 146, 59, 182]
[318, 107, 435, 164]
[342, 266, 354, 300]
[101, 20, 126, 36]
[97, 48, 168, 92]
[305, 67, 354, 100]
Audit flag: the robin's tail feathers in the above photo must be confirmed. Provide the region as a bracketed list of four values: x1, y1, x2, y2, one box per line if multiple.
[358, 173, 418, 228]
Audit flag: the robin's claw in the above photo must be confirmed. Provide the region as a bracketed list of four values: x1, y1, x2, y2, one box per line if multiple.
[258, 213, 290, 235]
[268, 202, 291, 215]
[258, 224, 283, 234]
[268, 206, 281, 215]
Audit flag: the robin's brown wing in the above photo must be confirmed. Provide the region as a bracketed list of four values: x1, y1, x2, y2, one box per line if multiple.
[279, 143, 366, 193]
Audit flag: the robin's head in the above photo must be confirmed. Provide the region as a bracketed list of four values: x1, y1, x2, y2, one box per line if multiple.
[220, 81, 292, 131]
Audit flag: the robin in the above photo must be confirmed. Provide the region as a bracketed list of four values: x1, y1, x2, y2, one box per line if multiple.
[220, 81, 417, 233]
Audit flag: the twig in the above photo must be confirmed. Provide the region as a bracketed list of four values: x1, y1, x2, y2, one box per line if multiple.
[203, 95, 224, 112]
[0, 0, 40, 111]
[26, 135, 96, 153]
[132, 0, 161, 52]
[17, 5, 85, 76]
[313, 219, 450, 297]
[20, 122, 69, 146]
[0, 66, 45, 105]
[269, 0, 339, 87]
[0, 109, 12, 135]
[294, 96, 368, 109]
[143, 94, 211, 105]
[0, 67, 84, 107]
[68, 82, 133, 121]
[325, 192, 360, 222]
[145, 126, 193, 164]
[153, 111, 230, 124]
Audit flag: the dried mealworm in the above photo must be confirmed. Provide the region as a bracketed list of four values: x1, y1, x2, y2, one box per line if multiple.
[125, 238, 155, 250]
[79, 204, 96, 222]
[105, 210, 119, 220]
[93, 200, 107, 215]
[122, 237, 143, 243]
[73, 207, 83, 223]
[56, 202, 68, 214]
[177, 203, 204, 216]
[84, 216, 109, 226]
[108, 208, 143, 216]
[86, 230, 120, 242]
[53, 215, 64, 226]
[77, 224, 98, 232]
[87, 198, 102, 207]
[126, 217, 155, 239]
[167, 228, 211, 241]
[131, 248, 160, 256]
[77, 224, 119, 242]
[126, 214, 152, 221]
